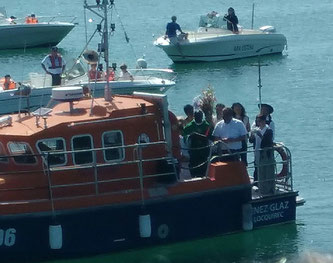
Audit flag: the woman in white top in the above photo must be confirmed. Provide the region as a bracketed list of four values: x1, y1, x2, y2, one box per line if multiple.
[232, 102, 250, 166]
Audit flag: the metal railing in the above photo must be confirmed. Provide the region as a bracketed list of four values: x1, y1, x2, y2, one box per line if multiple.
[178, 140, 293, 192]
[0, 140, 293, 207]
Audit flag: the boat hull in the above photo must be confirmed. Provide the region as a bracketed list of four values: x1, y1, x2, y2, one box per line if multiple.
[0, 186, 297, 262]
[0, 23, 75, 50]
[155, 33, 287, 62]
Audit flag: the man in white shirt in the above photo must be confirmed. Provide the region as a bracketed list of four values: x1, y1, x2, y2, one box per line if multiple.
[41, 46, 66, 86]
[212, 107, 247, 161]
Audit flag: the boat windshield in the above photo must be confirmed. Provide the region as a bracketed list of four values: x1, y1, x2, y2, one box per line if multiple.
[62, 59, 86, 81]
[198, 14, 225, 29]
[0, 7, 6, 19]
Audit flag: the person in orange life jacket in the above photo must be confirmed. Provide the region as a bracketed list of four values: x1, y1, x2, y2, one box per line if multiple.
[0, 74, 16, 90]
[25, 14, 38, 24]
[41, 46, 66, 86]
[88, 63, 103, 81]
[105, 67, 115, 81]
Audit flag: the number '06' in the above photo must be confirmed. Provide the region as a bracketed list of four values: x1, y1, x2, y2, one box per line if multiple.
[0, 228, 16, 246]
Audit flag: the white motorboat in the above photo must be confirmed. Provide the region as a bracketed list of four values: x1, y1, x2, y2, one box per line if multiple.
[154, 13, 287, 62]
[0, 7, 75, 50]
[0, 65, 176, 115]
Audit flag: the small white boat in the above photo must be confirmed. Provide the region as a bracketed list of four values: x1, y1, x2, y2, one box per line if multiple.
[0, 7, 75, 50]
[154, 14, 287, 62]
[0, 65, 176, 115]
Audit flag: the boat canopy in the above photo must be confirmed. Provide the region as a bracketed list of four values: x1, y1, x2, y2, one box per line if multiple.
[198, 14, 226, 29]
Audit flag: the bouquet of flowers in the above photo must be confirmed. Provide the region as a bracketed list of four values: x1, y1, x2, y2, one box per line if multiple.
[193, 85, 216, 125]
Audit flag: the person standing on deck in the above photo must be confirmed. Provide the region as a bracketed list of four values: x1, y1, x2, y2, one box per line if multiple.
[223, 7, 239, 33]
[41, 46, 66, 86]
[249, 114, 274, 195]
[212, 107, 247, 161]
[165, 16, 184, 43]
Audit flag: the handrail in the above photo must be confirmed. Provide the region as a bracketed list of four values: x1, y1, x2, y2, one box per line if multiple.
[178, 140, 293, 191]
[0, 139, 293, 204]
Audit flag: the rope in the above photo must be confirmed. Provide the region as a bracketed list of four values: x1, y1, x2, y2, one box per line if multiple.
[113, 4, 138, 61]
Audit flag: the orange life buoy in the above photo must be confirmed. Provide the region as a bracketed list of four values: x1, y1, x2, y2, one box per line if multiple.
[274, 145, 288, 178]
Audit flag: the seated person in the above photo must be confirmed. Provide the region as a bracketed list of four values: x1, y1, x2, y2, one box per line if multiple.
[30, 14, 38, 23]
[105, 67, 116, 81]
[9, 16, 17, 24]
[88, 63, 103, 81]
[118, 64, 134, 81]
[0, 74, 16, 90]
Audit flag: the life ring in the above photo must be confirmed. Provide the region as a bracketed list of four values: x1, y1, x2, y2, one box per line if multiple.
[274, 145, 288, 178]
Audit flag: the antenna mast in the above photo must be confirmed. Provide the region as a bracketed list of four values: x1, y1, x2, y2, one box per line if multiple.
[84, 0, 114, 101]
[252, 56, 268, 110]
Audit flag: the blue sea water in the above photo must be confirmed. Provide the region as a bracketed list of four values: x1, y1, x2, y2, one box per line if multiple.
[1, 0, 333, 262]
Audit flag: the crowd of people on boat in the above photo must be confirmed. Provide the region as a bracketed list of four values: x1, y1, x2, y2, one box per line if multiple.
[178, 101, 275, 191]
[88, 62, 133, 82]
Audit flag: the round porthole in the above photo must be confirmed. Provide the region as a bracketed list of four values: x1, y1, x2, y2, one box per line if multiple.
[138, 133, 150, 145]
[157, 224, 169, 239]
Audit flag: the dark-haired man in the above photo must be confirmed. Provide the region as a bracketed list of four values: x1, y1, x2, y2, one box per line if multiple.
[212, 107, 247, 160]
[41, 46, 66, 86]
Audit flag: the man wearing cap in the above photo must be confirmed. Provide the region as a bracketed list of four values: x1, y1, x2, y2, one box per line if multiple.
[249, 114, 274, 194]
[252, 103, 275, 140]
[118, 64, 133, 81]
[41, 46, 66, 86]
[212, 107, 247, 160]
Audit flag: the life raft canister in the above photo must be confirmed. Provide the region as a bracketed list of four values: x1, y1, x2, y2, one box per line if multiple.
[0, 78, 16, 90]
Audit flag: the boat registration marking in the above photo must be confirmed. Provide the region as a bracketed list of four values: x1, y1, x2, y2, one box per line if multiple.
[253, 201, 289, 223]
[234, 44, 254, 52]
[0, 228, 16, 247]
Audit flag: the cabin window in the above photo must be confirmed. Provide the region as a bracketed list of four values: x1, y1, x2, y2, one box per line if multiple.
[71, 135, 94, 165]
[36, 138, 66, 166]
[8, 142, 37, 164]
[102, 131, 124, 162]
[0, 143, 8, 163]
